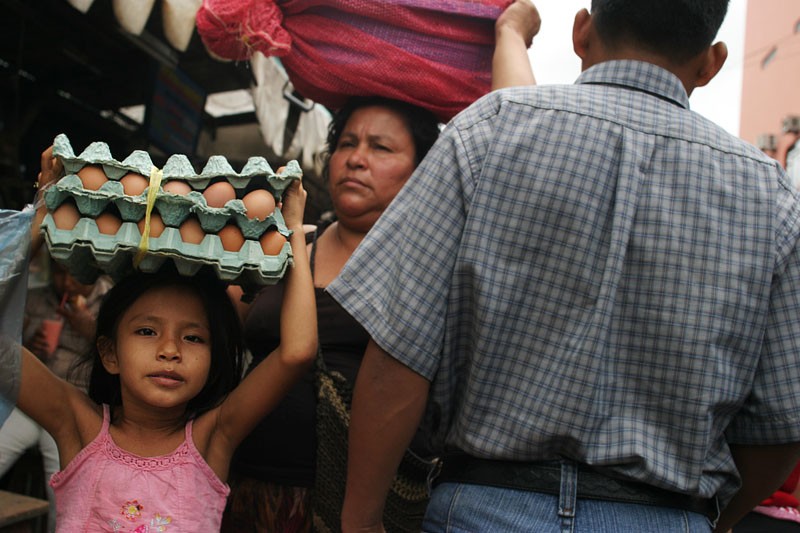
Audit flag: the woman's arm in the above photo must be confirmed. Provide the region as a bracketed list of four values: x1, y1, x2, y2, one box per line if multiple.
[203, 180, 318, 479]
[492, 0, 540, 90]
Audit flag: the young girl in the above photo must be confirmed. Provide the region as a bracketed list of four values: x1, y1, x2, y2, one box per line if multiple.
[13, 179, 316, 531]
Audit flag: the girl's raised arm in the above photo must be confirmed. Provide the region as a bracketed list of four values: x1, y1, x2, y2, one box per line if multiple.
[203, 180, 317, 477]
[16, 346, 99, 467]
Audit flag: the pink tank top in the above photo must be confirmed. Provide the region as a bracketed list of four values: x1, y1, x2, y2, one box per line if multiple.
[51, 405, 230, 532]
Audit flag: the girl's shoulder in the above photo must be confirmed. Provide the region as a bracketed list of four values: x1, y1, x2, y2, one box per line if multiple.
[184, 406, 232, 482]
[187, 406, 220, 458]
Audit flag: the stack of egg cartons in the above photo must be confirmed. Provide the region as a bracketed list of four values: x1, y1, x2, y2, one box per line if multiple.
[41, 134, 301, 290]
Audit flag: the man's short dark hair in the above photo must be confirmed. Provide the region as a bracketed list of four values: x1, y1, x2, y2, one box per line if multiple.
[591, 0, 729, 62]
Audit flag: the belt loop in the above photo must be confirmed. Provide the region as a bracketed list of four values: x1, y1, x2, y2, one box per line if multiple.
[558, 460, 578, 525]
[427, 457, 442, 495]
[707, 496, 722, 529]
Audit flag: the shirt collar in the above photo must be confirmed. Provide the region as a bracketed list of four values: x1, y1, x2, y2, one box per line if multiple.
[575, 60, 691, 110]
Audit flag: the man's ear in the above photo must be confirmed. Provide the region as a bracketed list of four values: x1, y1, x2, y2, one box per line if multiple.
[572, 9, 593, 63]
[694, 41, 728, 88]
[97, 336, 120, 375]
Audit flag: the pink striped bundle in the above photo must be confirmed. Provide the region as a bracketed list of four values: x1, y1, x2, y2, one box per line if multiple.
[196, 0, 512, 121]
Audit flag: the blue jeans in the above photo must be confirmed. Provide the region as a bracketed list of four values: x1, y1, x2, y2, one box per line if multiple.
[423, 463, 716, 533]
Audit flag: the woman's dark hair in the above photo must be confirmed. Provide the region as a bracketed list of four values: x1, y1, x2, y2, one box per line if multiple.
[591, 0, 729, 62]
[75, 263, 244, 420]
[322, 96, 441, 182]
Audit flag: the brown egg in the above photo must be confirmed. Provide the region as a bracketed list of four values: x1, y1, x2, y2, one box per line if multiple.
[52, 202, 81, 230]
[276, 166, 286, 173]
[202, 181, 236, 208]
[218, 224, 245, 252]
[259, 229, 287, 256]
[179, 217, 205, 244]
[119, 172, 149, 196]
[242, 189, 276, 220]
[77, 164, 108, 190]
[162, 180, 192, 195]
[137, 212, 166, 238]
[95, 212, 122, 235]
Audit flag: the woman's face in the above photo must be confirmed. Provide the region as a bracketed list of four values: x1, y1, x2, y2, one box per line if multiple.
[328, 105, 417, 231]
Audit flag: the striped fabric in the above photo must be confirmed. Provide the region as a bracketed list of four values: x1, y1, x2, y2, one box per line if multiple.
[196, 0, 512, 121]
[328, 60, 800, 505]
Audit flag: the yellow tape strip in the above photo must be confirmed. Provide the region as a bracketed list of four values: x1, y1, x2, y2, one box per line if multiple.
[133, 166, 163, 268]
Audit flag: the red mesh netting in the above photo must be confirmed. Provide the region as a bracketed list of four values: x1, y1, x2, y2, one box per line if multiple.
[196, 0, 512, 121]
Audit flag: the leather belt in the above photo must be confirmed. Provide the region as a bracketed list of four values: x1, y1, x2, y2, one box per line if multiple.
[435, 454, 717, 520]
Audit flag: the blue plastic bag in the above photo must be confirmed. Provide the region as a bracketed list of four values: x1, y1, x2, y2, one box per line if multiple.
[0, 207, 33, 425]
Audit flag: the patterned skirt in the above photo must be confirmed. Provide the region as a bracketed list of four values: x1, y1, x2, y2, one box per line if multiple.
[221, 476, 312, 533]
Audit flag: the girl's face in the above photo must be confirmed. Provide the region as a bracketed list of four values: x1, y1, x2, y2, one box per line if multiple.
[99, 285, 212, 413]
[328, 105, 417, 231]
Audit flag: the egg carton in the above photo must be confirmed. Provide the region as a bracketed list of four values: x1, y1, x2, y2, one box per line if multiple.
[40, 212, 293, 289]
[44, 175, 283, 239]
[52, 133, 302, 199]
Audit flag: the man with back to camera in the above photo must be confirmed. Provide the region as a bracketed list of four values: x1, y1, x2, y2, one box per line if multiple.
[328, 1, 800, 531]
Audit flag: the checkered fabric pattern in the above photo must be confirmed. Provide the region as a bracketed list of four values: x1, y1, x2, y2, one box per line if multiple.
[329, 60, 800, 504]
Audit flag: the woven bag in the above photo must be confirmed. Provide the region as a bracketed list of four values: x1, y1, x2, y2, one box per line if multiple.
[197, 0, 513, 121]
[312, 353, 436, 533]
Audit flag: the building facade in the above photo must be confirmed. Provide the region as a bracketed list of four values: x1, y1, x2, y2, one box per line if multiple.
[739, 0, 800, 185]
[739, 0, 800, 146]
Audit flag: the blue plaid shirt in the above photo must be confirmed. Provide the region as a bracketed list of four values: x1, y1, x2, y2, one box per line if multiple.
[328, 60, 800, 503]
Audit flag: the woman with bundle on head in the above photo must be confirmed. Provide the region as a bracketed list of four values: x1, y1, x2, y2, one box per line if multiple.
[223, 3, 540, 531]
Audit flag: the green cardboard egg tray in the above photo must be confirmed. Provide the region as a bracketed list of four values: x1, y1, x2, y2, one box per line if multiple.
[42, 134, 300, 288]
[41, 214, 291, 288]
[48, 133, 302, 238]
[52, 133, 300, 196]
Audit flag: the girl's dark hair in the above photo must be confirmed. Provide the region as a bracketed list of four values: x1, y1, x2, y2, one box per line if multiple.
[76, 263, 244, 420]
[322, 96, 441, 182]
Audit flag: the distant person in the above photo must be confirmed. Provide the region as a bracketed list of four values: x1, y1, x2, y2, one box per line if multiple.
[328, 1, 800, 532]
[731, 462, 800, 532]
[776, 128, 800, 189]
[0, 260, 111, 532]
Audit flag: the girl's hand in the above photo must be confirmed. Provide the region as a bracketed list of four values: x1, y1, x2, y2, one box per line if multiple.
[280, 180, 307, 231]
[37, 145, 64, 190]
[31, 145, 65, 255]
[29, 328, 51, 359]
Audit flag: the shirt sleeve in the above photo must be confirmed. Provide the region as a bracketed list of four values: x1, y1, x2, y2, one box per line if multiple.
[327, 122, 475, 380]
[726, 185, 800, 445]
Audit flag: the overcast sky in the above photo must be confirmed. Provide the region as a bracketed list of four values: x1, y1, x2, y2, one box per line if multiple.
[527, 0, 748, 137]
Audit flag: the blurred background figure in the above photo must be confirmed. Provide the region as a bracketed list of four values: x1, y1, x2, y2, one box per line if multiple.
[0, 255, 112, 532]
[776, 117, 800, 189]
[731, 462, 800, 532]
[755, 117, 800, 190]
